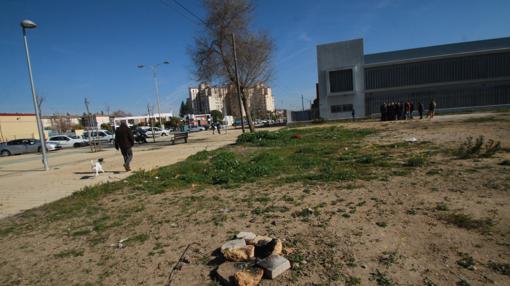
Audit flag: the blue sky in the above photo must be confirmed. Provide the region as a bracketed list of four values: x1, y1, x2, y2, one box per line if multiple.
[1, 0, 509, 115]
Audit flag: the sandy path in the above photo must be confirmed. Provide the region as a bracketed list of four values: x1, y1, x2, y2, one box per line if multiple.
[0, 129, 249, 218]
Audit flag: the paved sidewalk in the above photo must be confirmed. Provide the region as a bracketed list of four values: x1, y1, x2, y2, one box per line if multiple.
[0, 129, 246, 218]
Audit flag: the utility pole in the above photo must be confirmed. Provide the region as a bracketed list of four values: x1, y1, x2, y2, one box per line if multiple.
[151, 66, 164, 126]
[231, 33, 245, 133]
[138, 61, 169, 127]
[84, 98, 96, 152]
[301, 94, 304, 111]
[147, 104, 156, 143]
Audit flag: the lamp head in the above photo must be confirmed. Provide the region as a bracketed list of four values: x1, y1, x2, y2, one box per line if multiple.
[21, 20, 37, 29]
[163, 61, 170, 64]
[137, 65, 145, 68]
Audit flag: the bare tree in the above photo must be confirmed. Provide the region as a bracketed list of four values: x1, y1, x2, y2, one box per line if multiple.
[111, 110, 132, 117]
[190, 0, 273, 132]
[52, 113, 72, 133]
[36, 95, 44, 114]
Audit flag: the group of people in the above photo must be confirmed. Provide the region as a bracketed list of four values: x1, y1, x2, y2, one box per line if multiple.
[380, 99, 436, 121]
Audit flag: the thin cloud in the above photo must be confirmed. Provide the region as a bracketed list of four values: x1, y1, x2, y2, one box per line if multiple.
[277, 45, 313, 65]
[298, 32, 312, 42]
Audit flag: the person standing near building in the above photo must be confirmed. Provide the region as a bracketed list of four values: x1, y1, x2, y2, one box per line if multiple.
[410, 101, 415, 119]
[380, 103, 386, 121]
[418, 102, 424, 119]
[114, 122, 134, 171]
[428, 99, 437, 119]
[352, 108, 355, 121]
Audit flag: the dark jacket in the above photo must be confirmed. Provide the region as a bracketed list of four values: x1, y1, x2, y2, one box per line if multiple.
[115, 125, 134, 150]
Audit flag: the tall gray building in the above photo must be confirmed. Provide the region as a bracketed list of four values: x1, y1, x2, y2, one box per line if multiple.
[317, 37, 510, 119]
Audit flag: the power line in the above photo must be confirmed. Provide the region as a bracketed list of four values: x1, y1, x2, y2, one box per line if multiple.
[160, 0, 206, 25]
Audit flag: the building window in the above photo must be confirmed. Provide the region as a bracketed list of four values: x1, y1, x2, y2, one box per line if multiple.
[329, 69, 354, 93]
[330, 104, 353, 113]
[365, 51, 510, 90]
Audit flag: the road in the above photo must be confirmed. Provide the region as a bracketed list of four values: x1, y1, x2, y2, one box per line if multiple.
[0, 129, 246, 219]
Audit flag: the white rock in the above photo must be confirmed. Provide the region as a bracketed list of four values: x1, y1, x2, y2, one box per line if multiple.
[221, 239, 246, 252]
[236, 231, 256, 242]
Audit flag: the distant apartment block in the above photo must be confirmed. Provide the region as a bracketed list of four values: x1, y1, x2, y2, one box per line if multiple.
[188, 83, 275, 118]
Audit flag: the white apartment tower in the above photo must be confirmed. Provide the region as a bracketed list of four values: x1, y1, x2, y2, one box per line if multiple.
[188, 83, 275, 118]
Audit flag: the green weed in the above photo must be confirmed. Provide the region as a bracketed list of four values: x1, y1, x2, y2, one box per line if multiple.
[54, 249, 84, 258]
[442, 213, 493, 232]
[371, 269, 395, 286]
[488, 261, 510, 276]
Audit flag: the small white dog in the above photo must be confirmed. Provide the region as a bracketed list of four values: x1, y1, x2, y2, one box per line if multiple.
[91, 158, 105, 176]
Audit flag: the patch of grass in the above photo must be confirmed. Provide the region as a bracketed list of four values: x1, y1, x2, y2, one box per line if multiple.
[457, 253, 475, 270]
[1, 125, 443, 247]
[0, 226, 16, 238]
[405, 154, 427, 167]
[148, 242, 165, 256]
[345, 276, 361, 286]
[488, 261, 510, 276]
[456, 279, 471, 286]
[281, 194, 295, 202]
[54, 249, 84, 258]
[287, 252, 305, 264]
[188, 150, 209, 161]
[406, 209, 417, 215]
[435, 202, 448, 211]
[126, 233, 149, 245]
[43, 182, 123, 221]
[371, 269, 395, 286]
[376, 221, 388, 228]
[293, 208, 314, 219]
[379, 251, 399, 266]
[442, 213, 494, 232]
[426, 169, 441, 175]
[71, 229, 91, 236]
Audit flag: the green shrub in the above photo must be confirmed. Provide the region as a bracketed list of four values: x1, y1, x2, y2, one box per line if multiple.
[488, 261, 510, 276]
[456, 136, 501, 159]
[236, 131, 280, 145]
[405, 154, 427, 167]
[442, 213, 493, 231]
[188, 150, 209, 161]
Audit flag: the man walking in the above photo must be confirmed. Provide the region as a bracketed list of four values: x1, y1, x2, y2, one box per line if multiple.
[115, 122, 134, 171]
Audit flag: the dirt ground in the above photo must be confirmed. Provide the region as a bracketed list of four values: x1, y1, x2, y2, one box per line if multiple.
[0, 128, 251, 218]
[0, 112, 509, 286]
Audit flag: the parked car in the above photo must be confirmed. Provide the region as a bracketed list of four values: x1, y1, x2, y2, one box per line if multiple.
[47, 135, 87, 148]
[189, 126, 206, 132]
[82, 130, 114, 144]
[143, 127, 170, 137]
[0, 139, 61, 157]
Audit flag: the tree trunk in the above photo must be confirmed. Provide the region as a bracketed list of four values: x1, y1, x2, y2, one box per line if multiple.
[240, 91, 255, 132]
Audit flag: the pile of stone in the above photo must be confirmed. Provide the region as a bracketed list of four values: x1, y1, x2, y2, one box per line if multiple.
[214, 231, 291, 286]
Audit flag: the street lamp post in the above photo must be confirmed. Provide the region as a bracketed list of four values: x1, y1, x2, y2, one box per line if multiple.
[21, 19, 48, 171]
[138, 61, 169, 127]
